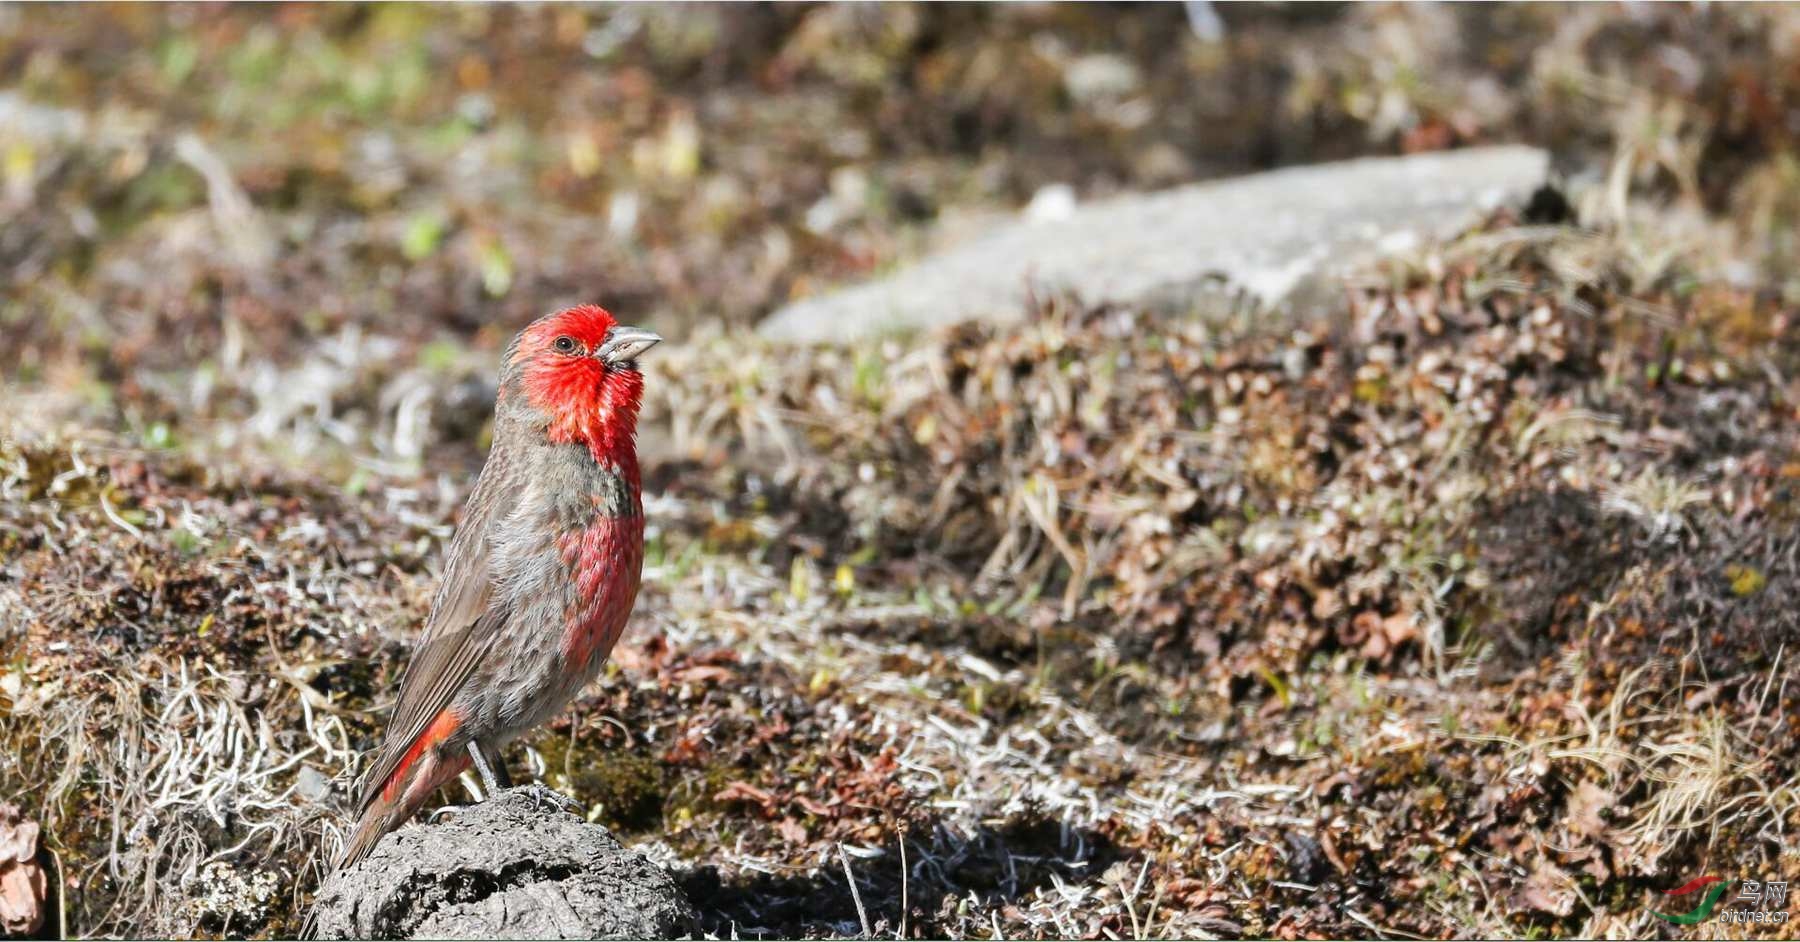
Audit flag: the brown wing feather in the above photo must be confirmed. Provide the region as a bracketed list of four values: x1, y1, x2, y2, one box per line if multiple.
[355, 443, 524, 814]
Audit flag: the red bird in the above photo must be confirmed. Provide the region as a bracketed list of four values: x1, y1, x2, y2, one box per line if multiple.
[334, 305, 660, 869]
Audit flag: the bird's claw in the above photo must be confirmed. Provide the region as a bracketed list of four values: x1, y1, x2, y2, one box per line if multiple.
[518, 782, 583, 816]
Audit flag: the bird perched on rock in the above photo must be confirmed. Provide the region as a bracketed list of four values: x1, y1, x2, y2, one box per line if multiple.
[332, 305, 660, 870]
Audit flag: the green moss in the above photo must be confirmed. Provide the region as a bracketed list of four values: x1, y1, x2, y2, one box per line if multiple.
[535, 737, 663, 831]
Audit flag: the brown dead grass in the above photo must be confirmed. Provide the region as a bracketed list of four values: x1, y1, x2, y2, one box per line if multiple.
[6, 188, 1799, 937]
[4, 4, 1800, 939]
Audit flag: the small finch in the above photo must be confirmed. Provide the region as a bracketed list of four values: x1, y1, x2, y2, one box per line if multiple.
[332, 304, 660, 870]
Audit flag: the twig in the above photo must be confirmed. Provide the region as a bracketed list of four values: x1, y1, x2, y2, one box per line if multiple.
[839, 843, 872, 938]
[99, 489, 143, 540]
[898, 834, 908, 940]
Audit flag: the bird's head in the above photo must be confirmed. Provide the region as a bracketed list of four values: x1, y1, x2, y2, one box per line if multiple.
[502, 304, 661, 462]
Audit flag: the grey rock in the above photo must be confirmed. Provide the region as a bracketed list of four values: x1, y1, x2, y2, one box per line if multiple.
[759, 146, 1549, 344]
[309, 785, 696, 940]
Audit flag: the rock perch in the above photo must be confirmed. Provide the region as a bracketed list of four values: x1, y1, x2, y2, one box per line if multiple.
[308, 785, 696, 940]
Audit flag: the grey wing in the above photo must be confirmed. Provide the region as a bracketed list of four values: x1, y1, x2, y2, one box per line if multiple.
[354, 445, 524, 814]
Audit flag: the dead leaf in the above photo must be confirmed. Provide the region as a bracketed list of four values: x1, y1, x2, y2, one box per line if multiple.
[0, 804, 46, 937]
[1564, 780, 1613, 840]
[1566, 843, 1611, 881]
[714, 780, 776, 812]
[794, 794, 834, 818]
[669, 665, 735, 684]
[1319, 827, 1349, 875]
[1515, 861, 1575, 917]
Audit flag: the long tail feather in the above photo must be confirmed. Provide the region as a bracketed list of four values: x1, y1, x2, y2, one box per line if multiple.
[305, 710, 469, 937]
[337, 797, 402, 872]
[301, 786, 406, 938]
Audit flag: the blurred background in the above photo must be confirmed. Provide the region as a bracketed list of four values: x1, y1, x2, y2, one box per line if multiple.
[2, 4, 1799, 940]
[5, 3, 1795, 474]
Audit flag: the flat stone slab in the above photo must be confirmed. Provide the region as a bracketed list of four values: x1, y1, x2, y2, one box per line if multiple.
[760, 146, 1548, 344]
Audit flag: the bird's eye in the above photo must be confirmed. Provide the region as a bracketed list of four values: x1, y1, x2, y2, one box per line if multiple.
[553, 336, 580, 355]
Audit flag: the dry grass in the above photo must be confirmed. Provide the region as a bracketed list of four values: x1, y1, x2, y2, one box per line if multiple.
[4, 4, 1800, 939]
[7, 181, 1799, 937]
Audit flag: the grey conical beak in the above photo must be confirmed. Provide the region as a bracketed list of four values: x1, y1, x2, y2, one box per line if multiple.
[597, 326, 662, 366]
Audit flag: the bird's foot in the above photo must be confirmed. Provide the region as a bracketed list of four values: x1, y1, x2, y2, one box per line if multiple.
[516, 781, 584, 816]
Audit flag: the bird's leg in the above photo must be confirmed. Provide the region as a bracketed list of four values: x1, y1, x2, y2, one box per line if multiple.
[466, 740, 511, 798]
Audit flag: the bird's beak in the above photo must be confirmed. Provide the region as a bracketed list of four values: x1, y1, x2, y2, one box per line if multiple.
[596, 326, 662, 367]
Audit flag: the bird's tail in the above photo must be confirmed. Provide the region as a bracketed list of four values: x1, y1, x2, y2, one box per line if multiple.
[299, 795, 404, 939]
[337, 746, 471, 869]
[336, 800, 401, 873]
[304, 743, 470, 937]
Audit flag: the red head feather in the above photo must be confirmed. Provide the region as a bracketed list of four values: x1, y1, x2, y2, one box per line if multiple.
[509, 304, 658, 467]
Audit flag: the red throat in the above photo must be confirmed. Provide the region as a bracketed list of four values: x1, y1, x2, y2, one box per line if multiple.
[512, 305, 647, 472]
